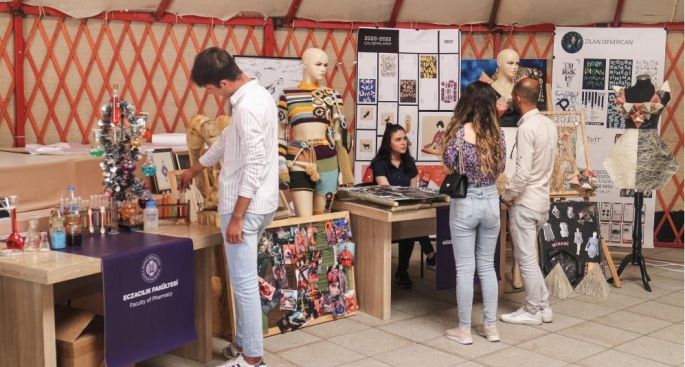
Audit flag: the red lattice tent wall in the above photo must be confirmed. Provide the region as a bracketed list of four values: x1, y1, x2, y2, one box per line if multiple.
[0, 0, 682, 247]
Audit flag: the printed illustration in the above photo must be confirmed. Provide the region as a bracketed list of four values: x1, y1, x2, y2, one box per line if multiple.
[359, 79, 377, 103]
[399, 79, 417, 103]
[582, 59, 606, 90]
[380, 54, 398, 77]
[608, 59, 633, 89]
[420, 55, 437, 78]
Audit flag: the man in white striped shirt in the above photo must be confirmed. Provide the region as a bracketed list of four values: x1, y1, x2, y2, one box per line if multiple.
[179, 47, 278, 367]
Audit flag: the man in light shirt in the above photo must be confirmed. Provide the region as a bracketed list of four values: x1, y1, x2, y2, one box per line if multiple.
[500, 78, 557, 326]
[179, 47, 278, 367]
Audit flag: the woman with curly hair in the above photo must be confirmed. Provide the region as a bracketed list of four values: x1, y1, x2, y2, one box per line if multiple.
[442, 81, 506, 345]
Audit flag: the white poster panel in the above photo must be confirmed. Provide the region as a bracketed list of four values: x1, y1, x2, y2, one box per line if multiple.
[419, 54, 439, 110]
[398, 105, 419, 159]
[357, 52, 378, 104]
[376, 102, 398, 135]
[399, 29, 438, 53]
[439, 54, 460, 111]
[439, 29, 460, 53]
[378, 53, 398, 101]
[553, 27, 667, 247]
[417, 111, 451, 162]
[398, 54, 418, 105]
[355, 130, 378, 162]
[356, 105, 376, 130]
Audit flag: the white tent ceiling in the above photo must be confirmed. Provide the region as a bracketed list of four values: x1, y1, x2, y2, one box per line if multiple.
[3, 0, 683, 26]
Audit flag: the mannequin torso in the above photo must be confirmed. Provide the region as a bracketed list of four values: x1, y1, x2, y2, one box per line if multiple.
[278, 48, 352, 217]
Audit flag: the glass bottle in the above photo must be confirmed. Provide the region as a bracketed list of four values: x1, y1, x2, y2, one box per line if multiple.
[24, 215, 41, 252]
[89, 129, 106, 157]
[50, 217, 66, 250]
[130, 125, 143, 148]
[120, 198, 137, 222]
[141, 149, 157, 177]
[39, 232, 50, 252]
[65, 214, 82, 246]
[138, 185, 153, 209]
[5, 196, 24, 250]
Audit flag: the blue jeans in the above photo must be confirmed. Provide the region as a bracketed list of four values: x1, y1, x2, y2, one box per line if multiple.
[449, 185, 500, 328]
[220, 211, 275, 357]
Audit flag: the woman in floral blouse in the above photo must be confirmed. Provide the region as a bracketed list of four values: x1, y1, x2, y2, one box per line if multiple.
[442, 81, 506, 345]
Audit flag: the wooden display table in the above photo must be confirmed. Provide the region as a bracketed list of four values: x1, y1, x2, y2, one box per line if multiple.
[0, 224, 223, 367]
[332, 200, 507, 320]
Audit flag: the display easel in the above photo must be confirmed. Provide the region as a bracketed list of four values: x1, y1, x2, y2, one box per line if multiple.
[509, 111, 621, 290]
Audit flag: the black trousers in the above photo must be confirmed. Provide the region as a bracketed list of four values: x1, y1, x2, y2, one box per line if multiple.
[396, 236, 434, 274]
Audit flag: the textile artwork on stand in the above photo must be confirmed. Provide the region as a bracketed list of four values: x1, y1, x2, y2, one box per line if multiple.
[538, 202, 604, 287]
[257, 217, 357, 334]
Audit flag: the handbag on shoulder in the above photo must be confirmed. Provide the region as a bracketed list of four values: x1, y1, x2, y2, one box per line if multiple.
[439, 132, 469, 198]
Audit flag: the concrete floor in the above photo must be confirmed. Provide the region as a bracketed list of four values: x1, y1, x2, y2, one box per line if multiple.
[139, 245, 684, 367]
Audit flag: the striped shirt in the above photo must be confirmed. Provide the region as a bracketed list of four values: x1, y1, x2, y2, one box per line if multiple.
[277, 82, 344, 127]
[199, 79, 279, 215]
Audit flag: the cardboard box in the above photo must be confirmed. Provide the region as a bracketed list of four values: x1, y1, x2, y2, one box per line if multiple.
[55, 304, 104, 367]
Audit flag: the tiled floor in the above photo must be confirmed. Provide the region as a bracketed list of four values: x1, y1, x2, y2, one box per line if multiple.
[139, 246, 684, 367]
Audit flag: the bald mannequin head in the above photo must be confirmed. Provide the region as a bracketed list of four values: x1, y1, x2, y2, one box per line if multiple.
[496, 49, 520, 81]
[302, 48, 329, 84]
[511, 77, 540, 115]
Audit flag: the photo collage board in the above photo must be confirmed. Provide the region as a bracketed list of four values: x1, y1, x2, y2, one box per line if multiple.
[552, 27, 667, 247]
[258, 213, 357, 335]
[355, 28, 461, 189]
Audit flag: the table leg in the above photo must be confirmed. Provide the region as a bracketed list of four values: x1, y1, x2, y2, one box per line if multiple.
[0, 276, 56, 367]
[350, 215, 392, 320]
[170, 246, 213, 362]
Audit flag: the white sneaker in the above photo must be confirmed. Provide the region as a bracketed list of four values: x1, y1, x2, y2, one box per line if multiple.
[218, 355, 267, 367]
[445, 327, 473, 345]
[476, 323, 500, 342]
[541, 307, 553, 323]
[500, 307, 543, 325]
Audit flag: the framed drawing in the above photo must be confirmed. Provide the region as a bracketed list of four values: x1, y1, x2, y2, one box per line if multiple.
[151, 148, 177, 194]
[175, 151, 191, 170]
[233, 56, 303, 103]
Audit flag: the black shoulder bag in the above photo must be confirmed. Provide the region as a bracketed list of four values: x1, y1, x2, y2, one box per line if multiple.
[439, 134, 468, 198]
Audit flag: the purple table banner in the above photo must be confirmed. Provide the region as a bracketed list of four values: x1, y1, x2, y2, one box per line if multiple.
[64, 232, 196, 367]
[435, 205, 502, 291]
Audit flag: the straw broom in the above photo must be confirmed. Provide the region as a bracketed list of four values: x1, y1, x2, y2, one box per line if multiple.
[545, 263, 574, 299]
[575, 263, 610, 298]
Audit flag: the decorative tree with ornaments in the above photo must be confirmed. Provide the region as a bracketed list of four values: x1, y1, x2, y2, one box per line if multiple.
[97, 85, 147, 203]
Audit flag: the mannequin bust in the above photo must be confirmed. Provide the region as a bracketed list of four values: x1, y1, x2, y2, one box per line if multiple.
[278, 48, 353, 217]
[489, 49, 520, 106]
[480, 49, 544, 127]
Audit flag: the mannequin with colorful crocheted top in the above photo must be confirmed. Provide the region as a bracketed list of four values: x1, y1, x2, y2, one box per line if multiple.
[480, 49, 544, 127]
[603, 75, 677, 191]
[278, 48, 354, 217]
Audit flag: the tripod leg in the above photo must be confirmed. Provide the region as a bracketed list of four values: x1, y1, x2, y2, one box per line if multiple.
[637, 254, 652, 292]
[608, 254, 633, 284]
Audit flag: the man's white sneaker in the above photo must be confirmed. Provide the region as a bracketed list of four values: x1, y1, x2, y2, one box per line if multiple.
[541, 307, 553, 323]
[500, 307, 543, 325]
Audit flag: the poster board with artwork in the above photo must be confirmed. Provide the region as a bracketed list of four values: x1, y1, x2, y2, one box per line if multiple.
[257, 212, 358, 336]
[354, 27, 461, 183]
[552, 27, 667, 247]
[538, 201, 604, 286]
[233, 56, 303, 103]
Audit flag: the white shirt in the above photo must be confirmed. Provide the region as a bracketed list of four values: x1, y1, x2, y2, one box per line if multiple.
[502, 109, 558, 212]
[199, 80, 279, 215]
